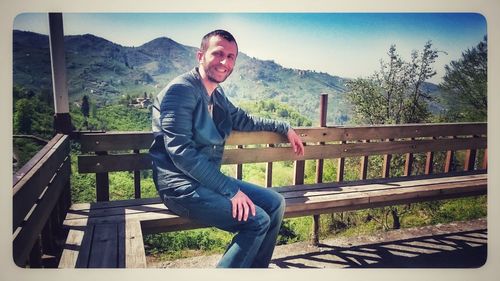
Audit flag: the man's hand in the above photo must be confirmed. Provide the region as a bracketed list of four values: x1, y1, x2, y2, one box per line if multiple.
[287, 128, 305, 156]
[230, 190, 256, 221]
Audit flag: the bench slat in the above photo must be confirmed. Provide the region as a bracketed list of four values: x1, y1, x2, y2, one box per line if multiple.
[88, 224, 120, 268]
[125, 220, 147, 268]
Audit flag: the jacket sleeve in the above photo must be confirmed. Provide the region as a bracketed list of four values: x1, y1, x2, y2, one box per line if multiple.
[160, 84, 239, 199]
[226, 98, 291, 135]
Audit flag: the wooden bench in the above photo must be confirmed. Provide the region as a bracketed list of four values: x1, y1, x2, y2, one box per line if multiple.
[59, 123, 487, 268]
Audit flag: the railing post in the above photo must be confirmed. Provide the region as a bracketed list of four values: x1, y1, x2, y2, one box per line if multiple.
[359, 140, 369, 180]
[96, 151, 110, 202]
[265, 144, 274, 187]
[424, 137, 435, 175]
[464, 135, 478, 171]
[382, 139, 393, 178]
[133, 149, 141, 199]
[337, 141, 345, 182]
[444, 136, 456, 173]
[236, 145, 243, 180]
[404, 138, 414, 176]
[312, 94, 328, 246]
[482, 149, 488, 170]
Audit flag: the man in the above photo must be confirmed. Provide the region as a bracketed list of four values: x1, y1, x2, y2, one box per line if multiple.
[150, 29, 304, 268]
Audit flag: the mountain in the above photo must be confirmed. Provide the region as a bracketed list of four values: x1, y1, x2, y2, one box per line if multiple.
[13, 30, 353, 124]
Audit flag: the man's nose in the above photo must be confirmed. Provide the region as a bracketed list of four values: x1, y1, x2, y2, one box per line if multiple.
[220, 57, 230, 66]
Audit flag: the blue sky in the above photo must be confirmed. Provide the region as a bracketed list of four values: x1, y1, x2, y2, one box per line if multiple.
[13, 13, 486, 84]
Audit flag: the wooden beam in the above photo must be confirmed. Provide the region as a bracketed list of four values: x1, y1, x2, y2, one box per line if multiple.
[77, 123, 486, 152]
[48, 13, 72, 134]
[77, 136, 487, 173]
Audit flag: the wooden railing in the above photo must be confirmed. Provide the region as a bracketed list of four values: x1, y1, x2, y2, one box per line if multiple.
[12, 122, 487, 267]
[13, 134, 72, 267]
[77, 122, 487, 202]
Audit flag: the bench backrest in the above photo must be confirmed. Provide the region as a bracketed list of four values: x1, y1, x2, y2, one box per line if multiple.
[77, 123, 487, 202]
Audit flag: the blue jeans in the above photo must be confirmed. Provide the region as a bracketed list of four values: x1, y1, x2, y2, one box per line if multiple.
[159, 179, 286, 268]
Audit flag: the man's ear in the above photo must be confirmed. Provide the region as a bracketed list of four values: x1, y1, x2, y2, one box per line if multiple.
[196, 50, 204, 63]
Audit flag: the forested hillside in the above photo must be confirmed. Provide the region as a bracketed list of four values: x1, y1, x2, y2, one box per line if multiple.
[13, 30, 353, 124]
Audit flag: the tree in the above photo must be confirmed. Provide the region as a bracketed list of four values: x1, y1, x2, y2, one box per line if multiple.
[347, 42, 440, 125]
[81, 95, 90, 129]
[81, 95, 90, 118]
[14, 99, 34, 134]
[439, 36, 487, 122]
[346, 42, 440, 229]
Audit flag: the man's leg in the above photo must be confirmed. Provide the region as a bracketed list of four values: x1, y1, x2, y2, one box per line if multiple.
[235, 180, 286, 268]
[159, 184, 273, 268]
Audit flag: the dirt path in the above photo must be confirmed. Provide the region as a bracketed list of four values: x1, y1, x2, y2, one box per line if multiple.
[147, 218, 487, 268]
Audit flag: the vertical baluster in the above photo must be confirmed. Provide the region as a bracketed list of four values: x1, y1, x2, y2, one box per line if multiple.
[482, 149, 488, 170]
[444, 136, 456, 173]
[96, 151, 110, 202]
[265, 144, 274, 187]
[312, 93, 328, 246]
[337, 141, 346, 182]
[236, 145, 243, 180]
[359, 140, 369, 180]
[425, 137, 435, 175]
[464, 135, 478, 171]
[404, 138, 414, 176]
[133, 149, 141, 199]
[382, 139, 393, 178]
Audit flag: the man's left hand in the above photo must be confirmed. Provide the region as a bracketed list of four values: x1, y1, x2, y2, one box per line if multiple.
[287, 128, 305, 156]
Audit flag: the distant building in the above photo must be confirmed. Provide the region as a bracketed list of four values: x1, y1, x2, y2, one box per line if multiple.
[129, 97, 152, 109]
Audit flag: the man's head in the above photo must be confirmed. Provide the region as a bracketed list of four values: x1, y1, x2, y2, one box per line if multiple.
[197, 29, 238, 86]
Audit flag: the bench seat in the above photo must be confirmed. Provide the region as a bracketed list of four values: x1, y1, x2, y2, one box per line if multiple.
[58, 172, 487, 268]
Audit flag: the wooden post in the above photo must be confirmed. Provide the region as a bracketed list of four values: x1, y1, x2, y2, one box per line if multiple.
[48, 13, 73, 135]
[464, 136, 478, 171]
[96, 151, 110, 202]
[337, 141, 345, 182]
[444, 136, 456, 173]
[134, 149, 141, 199]
[236, 145, 243, 180]
[293, 159, 305, 185]
[312, 94, 328, 246]
[382, 139, 393, 178]
[425, 151, 434, 175]
[404, 138, 414, 176]
[265, 144, 274, 187]
[359, 140, 369, 180]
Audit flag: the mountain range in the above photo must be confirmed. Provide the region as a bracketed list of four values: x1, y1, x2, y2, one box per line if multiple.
[13, 30, 440, 124]
[13, 30, 355, 124]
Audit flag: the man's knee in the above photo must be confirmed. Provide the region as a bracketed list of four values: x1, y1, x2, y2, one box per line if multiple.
[247, 211, 271, 233]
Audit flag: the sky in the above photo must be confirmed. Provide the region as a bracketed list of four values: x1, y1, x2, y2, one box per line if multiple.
[13, 13, 487, 84]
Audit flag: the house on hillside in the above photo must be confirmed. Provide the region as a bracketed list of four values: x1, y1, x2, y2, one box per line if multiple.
[129, 97, 152, 109]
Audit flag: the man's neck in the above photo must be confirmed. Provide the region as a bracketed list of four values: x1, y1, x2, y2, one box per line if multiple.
[198, 68, 217, 96]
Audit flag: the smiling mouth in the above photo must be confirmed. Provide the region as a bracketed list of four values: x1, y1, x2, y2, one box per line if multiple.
[215, 67, 228, 74]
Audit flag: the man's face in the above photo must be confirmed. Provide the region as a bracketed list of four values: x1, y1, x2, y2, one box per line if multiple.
[198, 35, 238, 84]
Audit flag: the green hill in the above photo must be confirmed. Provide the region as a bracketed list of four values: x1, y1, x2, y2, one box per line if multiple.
[13, 30, 350, 124]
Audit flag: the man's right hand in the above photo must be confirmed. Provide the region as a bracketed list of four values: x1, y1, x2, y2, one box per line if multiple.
[230, 190, 256, 221]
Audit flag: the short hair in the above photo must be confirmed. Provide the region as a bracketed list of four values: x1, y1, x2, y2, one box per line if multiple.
[200, 29, 238, 52]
